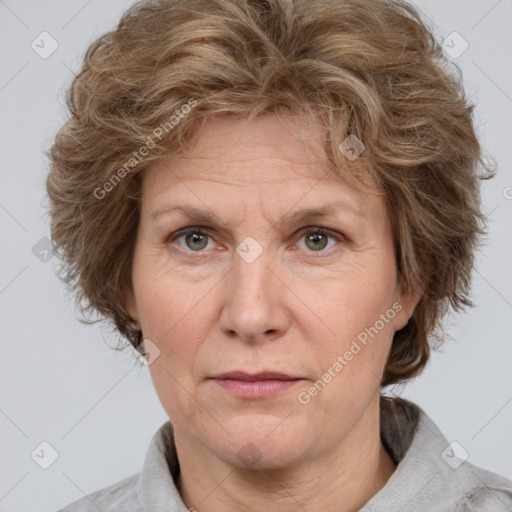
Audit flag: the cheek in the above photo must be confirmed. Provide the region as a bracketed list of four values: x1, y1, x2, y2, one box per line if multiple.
[133, 274, 207, 367]
[148, 362, 206, 431]
[141, 283, 211, 424]
[133, 255, 192, 323]
[303, 270, 396, 340]
[297, 276, 397, 397]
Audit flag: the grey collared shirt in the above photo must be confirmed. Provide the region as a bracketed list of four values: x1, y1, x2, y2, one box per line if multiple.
[58, 396, 512, 511]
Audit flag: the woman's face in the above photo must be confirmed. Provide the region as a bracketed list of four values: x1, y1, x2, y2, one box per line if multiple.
[125, 114, 419, 469]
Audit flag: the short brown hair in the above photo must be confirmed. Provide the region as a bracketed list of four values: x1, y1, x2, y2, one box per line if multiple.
[45, 0, 494, 387]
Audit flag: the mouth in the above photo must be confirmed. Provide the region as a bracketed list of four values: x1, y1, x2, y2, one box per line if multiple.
[210, 371, 303, 399]
[213, 371, 300, 381]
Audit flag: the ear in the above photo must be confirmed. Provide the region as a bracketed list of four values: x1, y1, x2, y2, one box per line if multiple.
[392, 280, 422, 332]
[122, 280, 141, 329]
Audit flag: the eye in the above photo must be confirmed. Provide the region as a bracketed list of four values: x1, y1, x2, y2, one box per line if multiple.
[170, 227, 214, 252]
[166, 226, 344, 255]
[296, 228, 341, 254]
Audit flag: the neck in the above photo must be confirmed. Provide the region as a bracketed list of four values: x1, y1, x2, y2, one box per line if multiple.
[174, 397, 396, 512]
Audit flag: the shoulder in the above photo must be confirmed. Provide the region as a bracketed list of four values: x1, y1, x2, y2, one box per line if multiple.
[374, 397, 512, 511]
[57, 472, 141, 511]
[412, 406, 512, 510]
[411, 407, 512, 511]
[449, 463, 512, 511]
[56, 420, 180, 512]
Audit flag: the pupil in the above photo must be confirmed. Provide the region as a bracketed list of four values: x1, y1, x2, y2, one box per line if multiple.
[187, 232, 207, 250]
[307, 233, 327, 251]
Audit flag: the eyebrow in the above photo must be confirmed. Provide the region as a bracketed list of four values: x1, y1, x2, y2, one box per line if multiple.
[150, 200, 366, 228]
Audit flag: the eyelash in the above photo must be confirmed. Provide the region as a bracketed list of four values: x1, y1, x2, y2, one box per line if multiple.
[166, 226, 345, 258]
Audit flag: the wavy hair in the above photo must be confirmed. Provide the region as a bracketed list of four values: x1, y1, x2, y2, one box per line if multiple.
[45, 0, 494, 386]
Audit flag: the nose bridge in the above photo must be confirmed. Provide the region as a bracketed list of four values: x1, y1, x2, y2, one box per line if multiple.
[219, 240, 288, 341]
[231, 242, 275, 312]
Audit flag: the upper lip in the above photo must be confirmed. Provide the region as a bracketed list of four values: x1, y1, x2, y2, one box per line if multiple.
[212, 371, 300, 381]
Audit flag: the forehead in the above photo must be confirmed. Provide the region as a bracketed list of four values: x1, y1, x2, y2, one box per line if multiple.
[139, 114, 383, 225]
[184, 113, 330, 165]
[144, 114, 369, 188]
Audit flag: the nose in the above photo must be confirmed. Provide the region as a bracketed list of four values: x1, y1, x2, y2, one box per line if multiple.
[218, 246, 291, 343]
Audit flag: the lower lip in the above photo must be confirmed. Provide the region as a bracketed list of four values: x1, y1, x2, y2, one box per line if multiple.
[213, 379, 301, 398]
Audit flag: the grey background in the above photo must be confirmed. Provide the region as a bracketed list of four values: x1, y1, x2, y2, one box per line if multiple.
[0, 0, 511, 510]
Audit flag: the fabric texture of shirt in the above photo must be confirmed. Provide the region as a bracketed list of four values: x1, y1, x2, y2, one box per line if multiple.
[57, 396, 512, 511]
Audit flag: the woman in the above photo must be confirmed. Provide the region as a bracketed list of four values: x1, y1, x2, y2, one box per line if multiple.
[46, 0, 512, 510]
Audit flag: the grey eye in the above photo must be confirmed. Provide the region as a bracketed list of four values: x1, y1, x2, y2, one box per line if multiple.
[304, 231, 330, 251]
[298, 230, 338, 252]
[183, 230, 210, 251]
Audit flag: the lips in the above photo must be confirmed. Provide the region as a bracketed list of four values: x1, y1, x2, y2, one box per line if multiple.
[212, 370, 302, 400]
[212, 371, 299, 381]
[210, 371, 303, 399]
